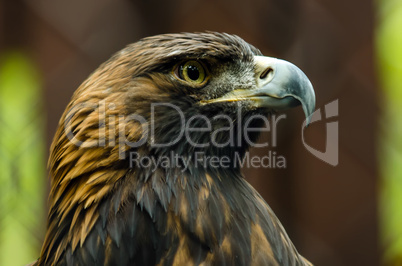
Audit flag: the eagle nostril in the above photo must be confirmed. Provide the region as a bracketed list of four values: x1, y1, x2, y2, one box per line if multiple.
[260, 67, 274, 80]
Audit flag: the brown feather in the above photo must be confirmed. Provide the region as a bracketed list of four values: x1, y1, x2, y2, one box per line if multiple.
[34, 32, 312, 266]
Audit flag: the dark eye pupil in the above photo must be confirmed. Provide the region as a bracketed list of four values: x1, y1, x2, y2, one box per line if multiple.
[186, 65, 200, 80]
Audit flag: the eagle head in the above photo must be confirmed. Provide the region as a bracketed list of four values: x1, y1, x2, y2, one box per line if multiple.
[37, 32, 315, 265]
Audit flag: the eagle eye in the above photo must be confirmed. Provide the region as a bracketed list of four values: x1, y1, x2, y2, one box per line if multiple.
[175, 60, 207, 85]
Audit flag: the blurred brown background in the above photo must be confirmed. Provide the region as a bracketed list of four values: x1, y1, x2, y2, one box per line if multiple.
[0, 0, 379, 265]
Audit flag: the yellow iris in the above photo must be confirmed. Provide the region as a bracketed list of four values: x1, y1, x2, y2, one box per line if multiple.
[177, 60, 207, 84]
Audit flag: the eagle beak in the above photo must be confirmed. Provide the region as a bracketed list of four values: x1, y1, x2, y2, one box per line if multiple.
[253, 56, 315, 125]
[203, 56, 316, 125]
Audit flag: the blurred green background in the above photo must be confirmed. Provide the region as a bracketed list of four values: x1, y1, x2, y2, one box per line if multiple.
[378, 0, 402, 264]
[0, 53, 46, 264]
[0, 0, 400, 265]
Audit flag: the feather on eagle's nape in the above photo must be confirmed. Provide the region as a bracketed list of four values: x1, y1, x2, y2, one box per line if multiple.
[34, 32, 314, 266]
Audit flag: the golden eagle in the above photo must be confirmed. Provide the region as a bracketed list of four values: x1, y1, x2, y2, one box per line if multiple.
[34, 32, 315, 265]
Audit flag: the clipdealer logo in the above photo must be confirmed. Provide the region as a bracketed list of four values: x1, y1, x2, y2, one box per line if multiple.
[302, 99, 339, 166]
[62, 99, 339, 167]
